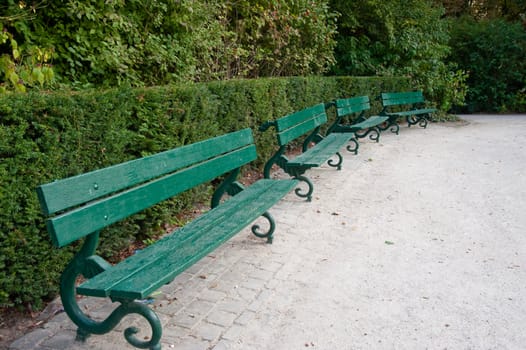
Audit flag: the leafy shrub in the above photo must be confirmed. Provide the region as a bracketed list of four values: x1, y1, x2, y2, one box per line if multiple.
[449, 17, 526, 112]
[0, 76, 409, 310]
[219, 1, 337, 78]
[329, 0, 467, 112]
[0, 23, 55, 93]
[1, 1, 338, 87]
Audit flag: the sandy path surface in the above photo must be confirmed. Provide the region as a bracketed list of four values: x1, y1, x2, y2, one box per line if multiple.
[226, 115, 526, 350]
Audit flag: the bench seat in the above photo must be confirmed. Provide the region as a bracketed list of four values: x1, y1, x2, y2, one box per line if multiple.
[286, 132, 350, 168]
[346, 115, 389, 131]
[77, 179, 297, 300]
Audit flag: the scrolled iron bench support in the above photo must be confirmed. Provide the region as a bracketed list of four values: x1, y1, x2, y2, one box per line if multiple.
[60, 232, 162, 349]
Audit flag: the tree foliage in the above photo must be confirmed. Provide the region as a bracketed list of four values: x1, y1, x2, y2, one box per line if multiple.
[1, 1, 524, 107]
[449, 17, 526, 112]
[0, 0, 337, 89]
[218, 0, 337, 78]
[330, 0, 467, 111]
[437, 0, 526, 21]
[0, 5, 55, 93]
[10, 0, 225, 87]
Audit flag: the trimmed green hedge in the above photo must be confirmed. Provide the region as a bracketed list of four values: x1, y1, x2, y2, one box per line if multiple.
[0, 76, 409, 309]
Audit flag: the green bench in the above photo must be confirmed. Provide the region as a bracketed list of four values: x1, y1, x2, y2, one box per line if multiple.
[259, 103, 350, 202]
[326, 96, 389, 155]
[379, 90, 437, 132]
[36, 128, 297, 350]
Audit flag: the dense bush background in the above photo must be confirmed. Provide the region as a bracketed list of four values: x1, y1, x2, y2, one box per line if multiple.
[448, 17, 526, 112]
[329, 0, 467, 112]
[0, 0, 337, 86]
[1, 0, 472, 112]
[2, 1, 526, 113]
[0, 76, 409, 309]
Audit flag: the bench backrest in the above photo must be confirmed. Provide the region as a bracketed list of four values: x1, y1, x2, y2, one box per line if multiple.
[335, 95, 370, 117]
[381, 91, 425, 107]
[274, 103, 328, 146]
[37, 128, 257, 248]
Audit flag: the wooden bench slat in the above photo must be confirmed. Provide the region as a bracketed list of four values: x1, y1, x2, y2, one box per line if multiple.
[277, 116, 326, 146]
[37, 129, 254, 215]
[76, 194, 254, 297]
[381, 91, 425, 106]
[77, 179, 298, 299]
[47, 145, 256, 248]
[276, 104, 327, 145]
[109, 179, 297, 299]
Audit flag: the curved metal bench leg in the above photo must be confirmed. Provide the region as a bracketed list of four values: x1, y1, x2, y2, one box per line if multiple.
[389, 123, 400, 135]
[346, 138, 359, 154]
[61, 234, 163, 350]
[327, 152, 343, 170]
[251, 211, 276, 243]
[407, 115, 428, 128]
[378, 121, 399, 135]
[373, 127, 382, 142]
[419, 115, 429, 128]
[294, 175, 314, 202]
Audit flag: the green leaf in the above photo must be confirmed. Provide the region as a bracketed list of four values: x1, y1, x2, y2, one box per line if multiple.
[8, 71, 19, 85]
[12, 48, 20, 60]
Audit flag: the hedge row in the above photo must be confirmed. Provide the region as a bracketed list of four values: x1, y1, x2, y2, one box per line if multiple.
[0, 76, 410, 309]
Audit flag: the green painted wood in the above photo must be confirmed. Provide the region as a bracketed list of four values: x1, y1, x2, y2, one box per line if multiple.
[77, 178, 298, 299]
[349, 116, 389, 130]
[381, 91, 425, 107]
[47, 145, 256, 248]
[335, 96, 370, 116]
[275, 103, 326, 130]
[287, 133, 349, 167]
[275, 104, 327, 145]
[36, 129, 254, 216]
